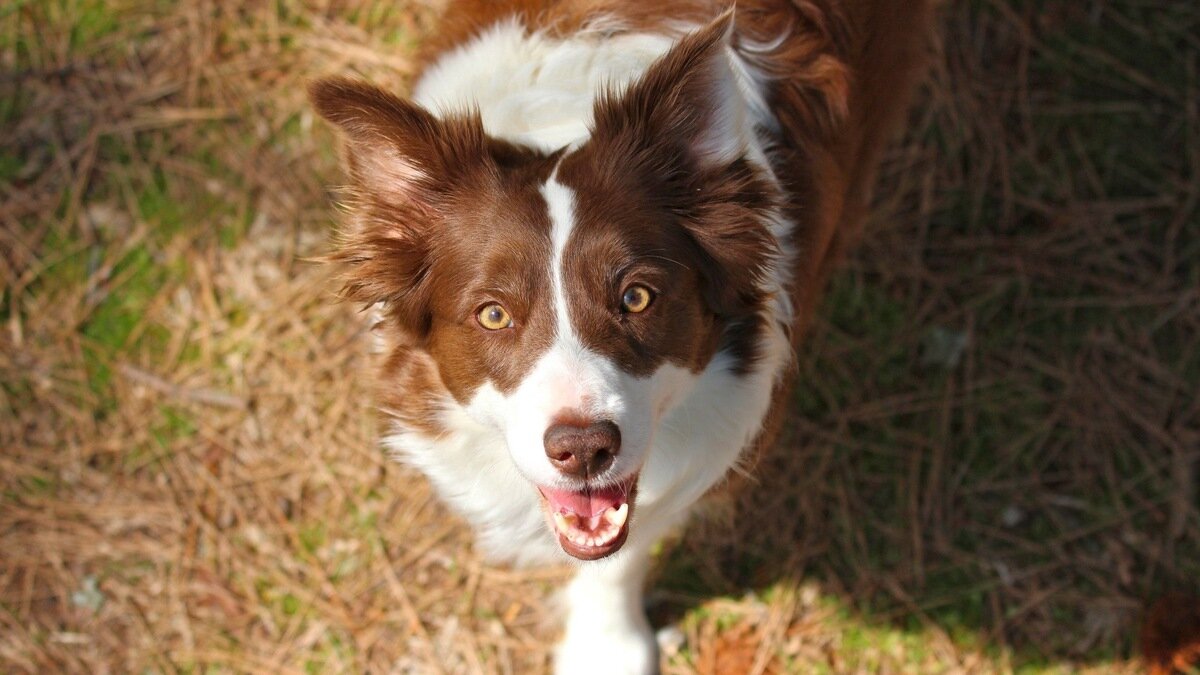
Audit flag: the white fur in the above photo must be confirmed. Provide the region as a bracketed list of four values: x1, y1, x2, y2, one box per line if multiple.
[383, 17, 797, 674]
[384, 405, 559, 566]
[414, 20, 677, 150]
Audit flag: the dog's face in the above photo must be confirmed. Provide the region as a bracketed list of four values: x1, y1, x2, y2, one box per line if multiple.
[312, 17, 778, 560]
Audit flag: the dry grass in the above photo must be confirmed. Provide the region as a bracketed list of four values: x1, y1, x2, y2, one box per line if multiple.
[1, 0, 1197, 673]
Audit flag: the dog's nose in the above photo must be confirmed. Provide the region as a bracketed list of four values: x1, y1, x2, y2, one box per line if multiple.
[543, 420, 621, 478]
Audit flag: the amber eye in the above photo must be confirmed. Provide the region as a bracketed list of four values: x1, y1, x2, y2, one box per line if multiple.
[620, 285, 654, 313]
[477, 303, 513, 330]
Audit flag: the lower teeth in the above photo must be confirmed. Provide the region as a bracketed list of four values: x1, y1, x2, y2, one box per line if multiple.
[550, 503, 629, 548]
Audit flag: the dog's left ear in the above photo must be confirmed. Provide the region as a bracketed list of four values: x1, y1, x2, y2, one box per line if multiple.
[590, 10, 747, 172]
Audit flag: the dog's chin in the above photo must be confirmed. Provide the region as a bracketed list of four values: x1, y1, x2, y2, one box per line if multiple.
[538, 476, 638, 561]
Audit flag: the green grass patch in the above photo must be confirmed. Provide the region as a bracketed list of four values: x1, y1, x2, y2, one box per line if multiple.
[80, 243, 173, 406]
[298, 522, 327, 556]
[119, 406, 197, 474]
[0, 148, 22, 182]
[63, 0, 122, 50]
[3, 472, 59, 503]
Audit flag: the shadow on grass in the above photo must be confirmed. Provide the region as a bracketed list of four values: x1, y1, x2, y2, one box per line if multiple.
[650, 0, 1200, 668]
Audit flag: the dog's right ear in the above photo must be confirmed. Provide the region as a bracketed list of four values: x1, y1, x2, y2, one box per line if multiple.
[308, 77, 490, 214]
[309, 78, 491, 338]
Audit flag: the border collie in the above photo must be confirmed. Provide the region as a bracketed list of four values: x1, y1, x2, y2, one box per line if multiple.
[310, 1, 932, 671]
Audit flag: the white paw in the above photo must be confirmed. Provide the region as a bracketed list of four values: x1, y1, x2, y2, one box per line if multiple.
[555, 618, 658, 675]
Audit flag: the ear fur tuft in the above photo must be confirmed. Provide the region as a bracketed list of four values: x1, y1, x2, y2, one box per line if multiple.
[308, 77, 491, 211]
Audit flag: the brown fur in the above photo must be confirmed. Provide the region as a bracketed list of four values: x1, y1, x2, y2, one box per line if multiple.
[746, 0, 934, 472]
[309, 78, 565, 403]
[557, 15, 778, 377]
[1142, 594, 1200, 675]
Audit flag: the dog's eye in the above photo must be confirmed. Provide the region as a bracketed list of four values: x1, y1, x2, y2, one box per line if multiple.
[620, 285, 654, 314]
[477, 303, 513, 330]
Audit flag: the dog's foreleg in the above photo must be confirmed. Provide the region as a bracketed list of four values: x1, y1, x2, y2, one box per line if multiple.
[556, 543, 658, 675]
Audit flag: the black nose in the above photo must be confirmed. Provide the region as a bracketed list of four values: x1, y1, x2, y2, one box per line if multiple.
[543, 420, 621, 478]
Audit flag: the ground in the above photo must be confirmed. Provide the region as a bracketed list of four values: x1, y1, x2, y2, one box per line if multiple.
[1, 0, 1197, 673]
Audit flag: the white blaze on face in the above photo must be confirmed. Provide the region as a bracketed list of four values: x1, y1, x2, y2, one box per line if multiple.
[464, 174, 698, 492]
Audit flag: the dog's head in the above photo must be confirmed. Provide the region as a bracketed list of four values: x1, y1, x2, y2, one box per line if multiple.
[311, 15, 779, 560]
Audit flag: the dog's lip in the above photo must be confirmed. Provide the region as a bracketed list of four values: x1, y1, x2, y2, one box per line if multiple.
[537, 475, 638, 561]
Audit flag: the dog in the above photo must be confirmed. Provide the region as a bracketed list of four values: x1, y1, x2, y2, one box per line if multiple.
[310, 1, 932, 671]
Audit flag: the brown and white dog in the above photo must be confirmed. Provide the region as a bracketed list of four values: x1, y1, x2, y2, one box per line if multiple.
[311, 1, 932, 671]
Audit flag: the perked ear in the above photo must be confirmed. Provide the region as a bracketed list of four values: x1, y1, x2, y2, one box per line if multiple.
[309, 78, 492, 338]
[308, 77, 490, 213]
[590, 10, 748, 171]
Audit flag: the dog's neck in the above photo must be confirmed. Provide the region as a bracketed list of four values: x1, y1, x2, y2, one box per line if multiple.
[413, 19, 686, 150]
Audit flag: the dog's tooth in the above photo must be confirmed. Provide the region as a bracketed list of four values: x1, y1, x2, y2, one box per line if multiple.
[603, 503, 629, 528]
[554, 512, 576, 534]
[556, 506, 630, 549]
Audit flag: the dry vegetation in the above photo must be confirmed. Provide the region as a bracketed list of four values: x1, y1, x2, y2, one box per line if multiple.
[1, 0, 1197, 673]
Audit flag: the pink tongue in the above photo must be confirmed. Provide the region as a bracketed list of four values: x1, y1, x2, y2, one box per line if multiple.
[542, 485, 626, 517]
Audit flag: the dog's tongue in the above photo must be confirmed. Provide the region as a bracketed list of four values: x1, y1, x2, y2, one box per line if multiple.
[541, 484, 626, 517]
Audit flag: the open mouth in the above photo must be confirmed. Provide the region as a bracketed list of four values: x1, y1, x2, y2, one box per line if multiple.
[538, 476, 638, 560]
